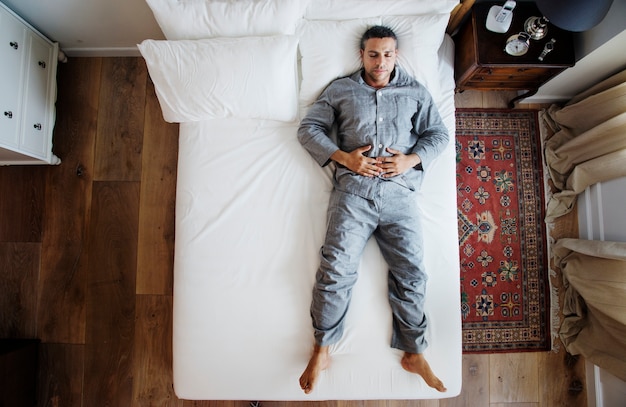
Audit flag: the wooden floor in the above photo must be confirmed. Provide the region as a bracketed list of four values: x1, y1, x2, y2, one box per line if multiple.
[0, 58, 586, 407]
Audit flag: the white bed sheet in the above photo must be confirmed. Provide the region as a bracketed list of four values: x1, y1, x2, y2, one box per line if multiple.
[172, 35, 461, 401]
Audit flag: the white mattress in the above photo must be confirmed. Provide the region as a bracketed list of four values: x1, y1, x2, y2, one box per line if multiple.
[172, 34, 461, 401]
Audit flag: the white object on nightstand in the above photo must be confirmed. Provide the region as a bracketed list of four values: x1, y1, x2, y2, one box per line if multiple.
[0, 2, 60, 165]
[486, 1, 516, 33]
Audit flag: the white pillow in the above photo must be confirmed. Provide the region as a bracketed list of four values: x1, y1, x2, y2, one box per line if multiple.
[304, 0, 458, 20]
[298, 14, 448, 110]
[382, 14, 450, 97]
[297, 18, 380, 110]
[145, 0, 309, 40]
[138, 36, 299, 123]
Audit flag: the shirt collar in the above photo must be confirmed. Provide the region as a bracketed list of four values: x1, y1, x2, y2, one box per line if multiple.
[353, 65, 401, 88]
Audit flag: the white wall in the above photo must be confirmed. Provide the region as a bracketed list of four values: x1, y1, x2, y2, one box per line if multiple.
[579, 177, 626, 243]
[578, 178, 626, 407]
[573, 0, 626, 60]
[585, 362, 626, 407]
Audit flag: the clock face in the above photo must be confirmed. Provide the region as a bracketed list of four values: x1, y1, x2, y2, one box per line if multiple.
[505, 34, 529, 56]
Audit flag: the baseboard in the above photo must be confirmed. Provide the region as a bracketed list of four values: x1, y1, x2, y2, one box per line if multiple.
[61, 47, 142, 57]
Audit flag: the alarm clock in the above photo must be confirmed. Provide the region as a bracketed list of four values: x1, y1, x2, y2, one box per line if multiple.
[504, 32, 530, 56]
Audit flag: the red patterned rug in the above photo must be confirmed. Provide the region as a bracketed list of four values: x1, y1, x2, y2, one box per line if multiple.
[455, 109, 550, 352]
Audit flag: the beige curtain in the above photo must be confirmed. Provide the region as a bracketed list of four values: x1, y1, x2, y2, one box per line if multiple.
[553, 238, 626, 382]
[543, 71, 626, 381]
[541, 69, 626, 222]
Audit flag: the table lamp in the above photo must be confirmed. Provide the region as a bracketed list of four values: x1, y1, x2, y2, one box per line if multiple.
[534, 0, 614, 32]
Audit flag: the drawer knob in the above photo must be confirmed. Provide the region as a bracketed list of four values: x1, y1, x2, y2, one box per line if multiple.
[33, 123, 42, 130]
[4, 111, 13, 119]
[9, 41, 18, 50]
[38, 61, 46, 69]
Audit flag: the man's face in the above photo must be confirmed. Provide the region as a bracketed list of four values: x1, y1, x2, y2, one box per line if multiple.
[360, 37, 398, 89]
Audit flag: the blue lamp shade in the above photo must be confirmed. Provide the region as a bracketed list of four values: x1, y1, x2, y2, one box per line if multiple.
[535, 0, 614, 32]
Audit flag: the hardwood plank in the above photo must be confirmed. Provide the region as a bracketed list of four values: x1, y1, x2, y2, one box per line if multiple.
[338, 401, 384, 407]
[489, 353, 539, 403]
[0, 242, 40, 338]
[481, 90, 519, 109]
[37, 343, 84, 407]
[267, 402, 338, 407]
[440, 354, 490, 407]
[37, 57, 102, 344]
[537, 349, 586, 407]
[265, 401, 337, 407]
[522, 103, 547, 111]
[0, 339, 39, 407]
[94, 57, 147, 182]
[132, 294, 181, 406]
[182, 401, 340, 407]
[0, 166, 46, 242]
[182, 402, 256, 407]
[83, 181, 140, 407]
[388, 399, 440, 407]
[136, 79, 178, 295]
[454, 90, 484, 109]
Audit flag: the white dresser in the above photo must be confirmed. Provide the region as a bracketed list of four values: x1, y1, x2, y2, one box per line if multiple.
[0, 2, 60, 165]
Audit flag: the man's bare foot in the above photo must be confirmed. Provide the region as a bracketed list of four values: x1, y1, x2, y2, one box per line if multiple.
[401, 352, 447, 392]
[299, 344, 330, 394]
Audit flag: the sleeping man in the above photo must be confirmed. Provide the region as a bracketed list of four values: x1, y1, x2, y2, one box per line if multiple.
[297, 25, 449, 394]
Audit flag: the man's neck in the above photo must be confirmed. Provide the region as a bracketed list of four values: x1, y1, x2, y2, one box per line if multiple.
[362, 67, 396, 89]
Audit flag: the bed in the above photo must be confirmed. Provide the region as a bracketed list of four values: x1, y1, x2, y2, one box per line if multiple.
[139, 0, 462, 401]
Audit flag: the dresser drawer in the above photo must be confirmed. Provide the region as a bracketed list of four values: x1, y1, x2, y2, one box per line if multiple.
[20, 32, 55, 158]
[0, 2, 59, 165]
[0, 9, 27, 148]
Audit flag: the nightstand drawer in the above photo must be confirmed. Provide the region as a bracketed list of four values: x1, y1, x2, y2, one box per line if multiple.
[468, 66, 556, 85]
[475, 66, 552, 78]
[464, 77, 545, 90]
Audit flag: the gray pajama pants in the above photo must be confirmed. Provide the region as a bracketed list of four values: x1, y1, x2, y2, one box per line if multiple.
[311, 179, 429, 354]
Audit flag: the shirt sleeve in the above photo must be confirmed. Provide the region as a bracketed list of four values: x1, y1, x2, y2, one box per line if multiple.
[410, 90, 449, 171]
[297, 87, 340, 167]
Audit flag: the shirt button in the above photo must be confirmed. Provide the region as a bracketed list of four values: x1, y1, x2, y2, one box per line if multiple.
[378, 144, 383, 149]
[379, 117, 384, 122]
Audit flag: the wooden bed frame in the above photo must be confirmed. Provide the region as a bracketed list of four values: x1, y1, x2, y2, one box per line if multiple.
[447, 0, 475, 35]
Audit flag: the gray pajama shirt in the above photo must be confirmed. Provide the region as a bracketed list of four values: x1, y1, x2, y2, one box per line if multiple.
[297, 65, 449, 354]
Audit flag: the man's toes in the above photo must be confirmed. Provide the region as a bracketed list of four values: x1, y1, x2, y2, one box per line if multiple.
[300, 374, 312, 393]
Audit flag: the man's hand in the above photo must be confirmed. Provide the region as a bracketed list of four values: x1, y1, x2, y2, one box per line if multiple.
[331, 145, 383, 177]
[377, 147, 421, 178]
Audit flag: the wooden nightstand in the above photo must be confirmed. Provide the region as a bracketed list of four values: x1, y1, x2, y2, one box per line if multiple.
[454, 1, 575, 107]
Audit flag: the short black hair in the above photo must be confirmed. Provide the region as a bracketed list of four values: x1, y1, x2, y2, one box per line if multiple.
[360, 25, 398, 50]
